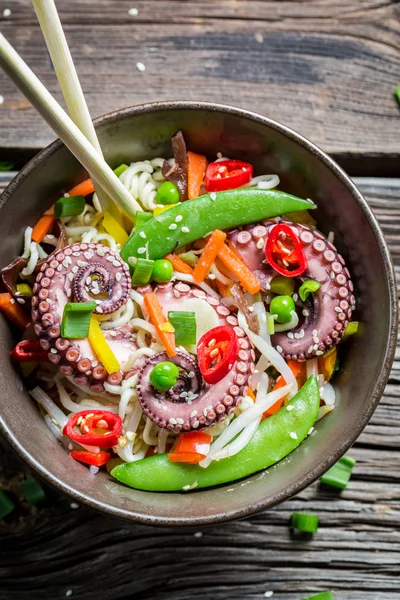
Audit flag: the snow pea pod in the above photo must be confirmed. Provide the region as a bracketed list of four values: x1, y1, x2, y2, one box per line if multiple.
[111, 375, 320, 491]
[120, 189, 316, 268]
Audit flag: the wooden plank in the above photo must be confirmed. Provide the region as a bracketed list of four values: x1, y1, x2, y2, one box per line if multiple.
[0, 1, 399, 163]
[0, 175, 399, 599]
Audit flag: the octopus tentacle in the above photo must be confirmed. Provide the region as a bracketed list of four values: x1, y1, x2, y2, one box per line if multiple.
[31, 242, 136, 389]
[228, 220, 355, 360]
[136, 281, 255, 433]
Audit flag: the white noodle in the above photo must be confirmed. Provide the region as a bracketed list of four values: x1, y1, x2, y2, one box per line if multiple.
[130, 318, 157, 338]
[274, 310, 299, 332]
[21, 242, 39, 276]
[209, 263, 232, 285]
[93, 233, 117, 250]
[44, 414, 63, 441]
[65, 225, 97, 236]
[130, 289, 145, 307]
[119, 160, 165, 211]
[251, 355, 270, 389]
[125, 401, 143, 433]
[321, 381, 336, 406]
[143, 417, 159, 445]
[306, 358, 319, 378]
[36, 244, 48, 259]
[246, 174, 280, 190]
[252, 300, 269, 342]
[56, 378, 84, 413]
[119, 388, 135, 420]
[211, 418, 261, 461]
[157, 429, 169, 454]
[30, 386, 68, 428]
[101, 299, 134, 330]
[122, 347, 155, 372]
[21, 227, 33, 258]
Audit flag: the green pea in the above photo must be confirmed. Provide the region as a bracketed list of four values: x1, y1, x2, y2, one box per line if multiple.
[152, 259, 173, 283]
[270, 295, 296, 324]
[270, 275, 295, 296]
[150, 361, 179, 393]
[156, 181, 180, 205]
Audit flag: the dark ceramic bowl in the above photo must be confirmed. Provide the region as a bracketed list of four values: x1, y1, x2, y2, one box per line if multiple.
[0, 102, 397, 525]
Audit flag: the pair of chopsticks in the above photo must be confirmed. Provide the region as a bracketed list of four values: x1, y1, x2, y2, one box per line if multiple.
[0, 0, 140, 222]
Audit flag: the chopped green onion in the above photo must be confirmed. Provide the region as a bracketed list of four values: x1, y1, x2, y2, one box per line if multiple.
[0, 490, 15, 519]
[61, 301, 97, 339]
[20, 478, 46, 505]
[267, 313, 275, 335]
[299, 279, 321, 302]
[16, 283, 33, 297]
[341, 320, 359, 342]
[132, 258, 154, 286]
[320, 455, 356, 489]
[135, 211, 153, 229]
[177, 250, 199, 268]
[168, 311, 197, 345]
[54, 195, 85, 219]
[0, 160, 15, 172]
[303, 593, 335, 600]
[114, 164, 129, 178]
[395, 86, 400, 106]
[291, 512, 319, 533]
[270, 275, 295, 296]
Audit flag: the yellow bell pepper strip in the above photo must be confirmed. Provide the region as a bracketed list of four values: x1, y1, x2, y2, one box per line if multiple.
[88, 316, 120, 374]
[318, 347, 337, 382]
[153, 204, 178, 216]
[120, 189, 316, 268]
[102, 211, 129, 246]
[111, 375, 320, 491]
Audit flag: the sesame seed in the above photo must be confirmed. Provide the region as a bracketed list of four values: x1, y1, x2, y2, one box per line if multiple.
[210, 192, 217, 201]
[313, 336, 319, 344]
[0, 95, 3, 105]
[3, 9, 11, 18]
[50, 348, 57, 354]
[181, 226, 190, 233]
[335, 306, 343, 313]
[287, 332, 294, 339]
[264, 593, 274, 598]
[128, 7, 138, 16]
[176, 417, 184, 425]
[312, 329, 318, 336]
[289, 432, 297, 440]
[276, 345, 283, 353]
[190, 410, 197, 417]
[194, 531, 203, 538]
[302, 309, 309, 317]
[257, 238, 264, 249]
[192, 420, 199, 428]
[188, 371, 195, 378]
[208, 273, 216, 280]
[169, 417, 177, 425]
[307, 345, 314, 354]
[96, 306, 104, 314]
[316, 350, 324, 356]
[175, 215, 183, 222]
[65, 590, 73, 597]
[113, 260, 121, 267]
[330, 271, 335, 279]
[136, 62, 146, 72]
[116, 272, 121, 281]
[168, 223, 177, 230]
[313, 344, 319, 350]
[70, 502, 79, 510]
[292, 293, 298, 302]
[286, 405, 294, 411]
[137, 247, 146, 254]
[308, 427, 315, 436]
[16, 298, 25, 304]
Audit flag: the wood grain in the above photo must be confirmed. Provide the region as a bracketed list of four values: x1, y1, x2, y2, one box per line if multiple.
[0, 1, 399, 163]
[0, 174, 399, 599]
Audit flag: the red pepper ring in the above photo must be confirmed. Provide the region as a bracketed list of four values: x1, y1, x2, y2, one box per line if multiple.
[197, 325, 240, 384]
[11, 339, 51, 363]
[265, 223, 307, 277]
[205, 159, 253, 192]
[70, 449, 111, 467]
[63, 410, 122, 448]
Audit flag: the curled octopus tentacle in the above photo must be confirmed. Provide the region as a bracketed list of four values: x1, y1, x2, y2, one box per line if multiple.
[31, 242, 137, 392]
[228, 220, 356, 360]
[137, 281, 255, 434]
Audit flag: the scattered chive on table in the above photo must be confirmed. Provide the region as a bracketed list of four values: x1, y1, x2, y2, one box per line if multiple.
[0, 1, 399, 598]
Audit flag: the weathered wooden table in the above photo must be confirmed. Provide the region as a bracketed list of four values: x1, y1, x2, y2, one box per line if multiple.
[0, 2, 399, 599]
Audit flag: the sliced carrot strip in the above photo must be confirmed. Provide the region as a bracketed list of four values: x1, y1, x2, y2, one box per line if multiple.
[67, 178, 95, 197]
[193, 229, 227, 282]
[164, 253, 194, 276]
[0, 293, 30, 330]
[144, 293, 176, 358]
[187, 151, 207, 200]
[31, 214, 55, 243]
[247, 387, 256, 401]
[217, 244, 261, 294]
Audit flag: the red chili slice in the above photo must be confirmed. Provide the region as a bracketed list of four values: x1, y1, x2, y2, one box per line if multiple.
[11, 339, 50, 363]
[197, 325, 239, 384]
[63, 410, 122, 448]
[168, 431, 212, 464]
[205, 160, 253, 192]
[69, 450, 111, 467]
[265, 223, 307, 277]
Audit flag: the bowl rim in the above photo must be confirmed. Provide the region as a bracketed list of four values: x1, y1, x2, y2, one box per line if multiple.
[0, 100, 397, 526]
